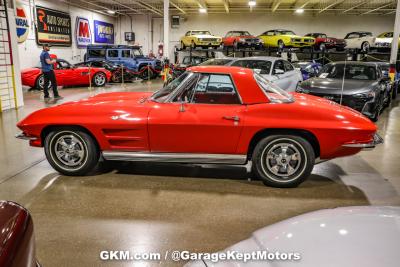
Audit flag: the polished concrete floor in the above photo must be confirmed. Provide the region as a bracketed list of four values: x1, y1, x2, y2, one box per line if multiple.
[0, 81, 399, 267]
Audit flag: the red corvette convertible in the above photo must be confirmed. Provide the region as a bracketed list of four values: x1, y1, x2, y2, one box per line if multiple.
[16, 66, 382, 187]
[222, 30, 263, 49]
[21, 58, 112, 90]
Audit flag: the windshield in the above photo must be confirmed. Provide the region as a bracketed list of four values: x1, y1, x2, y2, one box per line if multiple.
[132, 48, 143, 57]
[192, 31, 211, 35]
[318, 64, 377, 80]
[254, 73, 294, 103]
[200, 58, 233, 66]
[151, 72, 191, 102]
[277, 30, 296, 35]
[232, 31, 251, 36]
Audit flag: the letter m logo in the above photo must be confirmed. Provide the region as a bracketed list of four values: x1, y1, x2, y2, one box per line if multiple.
[79, 21, 90, 37]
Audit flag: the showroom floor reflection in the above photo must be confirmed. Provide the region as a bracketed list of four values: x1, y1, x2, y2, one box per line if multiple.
[0, 81, 399, 266]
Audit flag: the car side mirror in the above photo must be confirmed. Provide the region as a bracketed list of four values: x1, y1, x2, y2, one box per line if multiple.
[274, 69, 285, 75]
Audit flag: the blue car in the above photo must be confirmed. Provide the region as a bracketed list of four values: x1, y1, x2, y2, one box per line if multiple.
[293, 61, 323, 80]
[86, 45, 162, 79]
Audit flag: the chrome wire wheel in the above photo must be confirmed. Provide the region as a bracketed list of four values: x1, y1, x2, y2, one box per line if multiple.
[93, 72, 106, 86]
[263, 142, 302, 177]
[49, 132, 88, 171]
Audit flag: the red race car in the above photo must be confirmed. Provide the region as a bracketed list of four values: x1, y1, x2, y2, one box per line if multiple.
[305, 33, 346, 51]
[21, 57, 112, 90]
[222, 31, 263, 49]
[16, 66, 382, 188]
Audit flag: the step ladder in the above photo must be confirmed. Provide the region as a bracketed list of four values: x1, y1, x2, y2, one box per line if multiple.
[0, 0, 17, 112]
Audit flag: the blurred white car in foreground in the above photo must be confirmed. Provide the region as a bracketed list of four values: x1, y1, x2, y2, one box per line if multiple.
[186, 206, 400, 267]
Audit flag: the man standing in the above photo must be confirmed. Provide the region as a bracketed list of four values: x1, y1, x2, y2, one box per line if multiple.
[40, 44, 62, 101]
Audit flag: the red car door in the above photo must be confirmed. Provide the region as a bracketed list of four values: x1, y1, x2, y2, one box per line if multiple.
[148, 73, 245, 154]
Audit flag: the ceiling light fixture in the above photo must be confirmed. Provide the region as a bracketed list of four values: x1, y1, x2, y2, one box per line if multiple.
[248, 0, 256, 7]
[199, 7, 207, 13]
[295, 8, 304, 14]
[107, 10, 116, 15]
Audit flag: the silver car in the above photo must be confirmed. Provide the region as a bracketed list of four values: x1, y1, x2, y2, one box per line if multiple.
[200, 56, 303, 92]
[186, 206, 400, 267]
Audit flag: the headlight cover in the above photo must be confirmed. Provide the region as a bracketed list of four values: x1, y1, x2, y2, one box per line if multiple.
[354, 91, 375, 99]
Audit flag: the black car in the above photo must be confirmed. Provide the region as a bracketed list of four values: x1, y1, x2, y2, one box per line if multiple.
[172, 56, 208, 77]
[296, 61, 389, 121]
[75, 60, 138, 82]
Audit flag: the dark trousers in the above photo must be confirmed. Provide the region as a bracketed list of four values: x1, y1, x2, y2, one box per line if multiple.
[43, 70, 59, 98]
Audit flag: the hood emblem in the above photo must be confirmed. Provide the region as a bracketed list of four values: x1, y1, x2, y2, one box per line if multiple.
[111, 116, 119, 120]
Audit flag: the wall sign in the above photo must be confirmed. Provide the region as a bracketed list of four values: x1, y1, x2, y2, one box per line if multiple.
[75, 17, 91, 47]
[35, 6, 71, 46]
[15, 3, 29, 43]
[94, 20, 114, 44]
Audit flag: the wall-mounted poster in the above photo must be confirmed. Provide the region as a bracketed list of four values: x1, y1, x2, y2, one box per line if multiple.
[94, 20, 114, 44]
[35, 6, 71, 46]
[15, 3, 29, 43]
[75, 17, 92, 47]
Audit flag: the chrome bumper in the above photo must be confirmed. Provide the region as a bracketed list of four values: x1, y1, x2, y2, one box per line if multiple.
[342, 133, 383, 150]
[15, 132, 38, 140]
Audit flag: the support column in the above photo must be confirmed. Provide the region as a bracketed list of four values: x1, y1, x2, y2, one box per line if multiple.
[389, 0, 400, 79]
[163, 0, 169, 60]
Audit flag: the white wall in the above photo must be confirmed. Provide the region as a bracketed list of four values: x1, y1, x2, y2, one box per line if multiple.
[16, 0, 116, 70]
[118, 12, 395, 62]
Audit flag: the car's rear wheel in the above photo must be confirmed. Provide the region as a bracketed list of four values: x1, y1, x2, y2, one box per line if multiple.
[92, 72, 106, 86]
[139, 66, 153, 80]
[251, 135, 315, 188]
[44, 128, 100, 176]
[36, 74, 51, 91]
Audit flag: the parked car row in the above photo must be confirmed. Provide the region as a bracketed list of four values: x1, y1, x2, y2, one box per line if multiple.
[22, 45, 164, 90]
[180, 30, 399, 52]
[170, 55, 396, 122]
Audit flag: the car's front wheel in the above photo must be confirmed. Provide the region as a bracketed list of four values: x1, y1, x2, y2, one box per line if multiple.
[92, 72, 107, 86]
[35, 74, 51, 90]
[251, 135, 315, 188]
[44, 128, 100, 176]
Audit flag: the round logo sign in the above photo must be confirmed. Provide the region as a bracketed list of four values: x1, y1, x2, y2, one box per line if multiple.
[15, 4, 29, 43]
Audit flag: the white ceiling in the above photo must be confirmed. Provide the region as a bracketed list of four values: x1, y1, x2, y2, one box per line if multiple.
[62, 0, 397, 16]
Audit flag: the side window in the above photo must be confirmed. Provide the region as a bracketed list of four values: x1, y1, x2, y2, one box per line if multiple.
[192, 74, 241, 105]
[230, 60, 246, 68]
[107, 49, 119, 58]
[273, 60, 285, 74]
[267, 31, 275, 36]
[121, 50, 131, 58]
[88, 49, 105, 58]
[57, 60, 70, 69]
[232, 60, 271, 74]
[283, 61, 294, 71]
[186, 31, 191, 36]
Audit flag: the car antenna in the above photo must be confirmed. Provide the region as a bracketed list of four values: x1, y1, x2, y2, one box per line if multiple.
[339, 58, 347, 106]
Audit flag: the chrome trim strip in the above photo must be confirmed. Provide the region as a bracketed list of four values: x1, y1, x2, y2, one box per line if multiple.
[15, 132, 38, 140]
[102, 151, 247, 165]
[342, 133, 383, 150]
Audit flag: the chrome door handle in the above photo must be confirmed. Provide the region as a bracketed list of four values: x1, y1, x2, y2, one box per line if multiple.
[222, 115, 240, 122]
